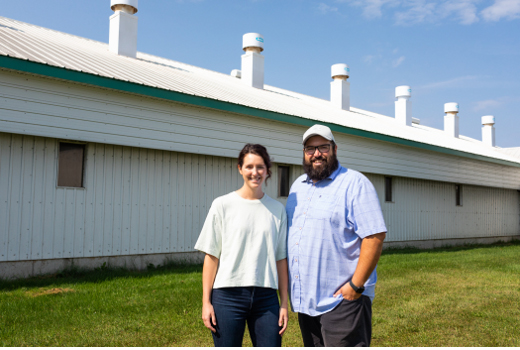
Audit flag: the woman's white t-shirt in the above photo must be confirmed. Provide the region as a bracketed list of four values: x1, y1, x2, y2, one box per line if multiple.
[194, 191, 287, 290]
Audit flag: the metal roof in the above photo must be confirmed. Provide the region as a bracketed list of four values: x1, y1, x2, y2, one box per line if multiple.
[0, 16, 519, 166]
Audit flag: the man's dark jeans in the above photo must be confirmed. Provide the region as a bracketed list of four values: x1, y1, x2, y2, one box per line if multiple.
[211, 287, 282, 347]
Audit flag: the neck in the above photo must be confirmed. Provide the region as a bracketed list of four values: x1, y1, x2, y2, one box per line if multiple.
[236, 184, 264, 200]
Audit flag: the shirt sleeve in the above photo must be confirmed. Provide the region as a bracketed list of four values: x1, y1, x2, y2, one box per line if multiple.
[347, 175, 387, 239]
[194, 199, 223, 258]
[275, 209, 288, 261]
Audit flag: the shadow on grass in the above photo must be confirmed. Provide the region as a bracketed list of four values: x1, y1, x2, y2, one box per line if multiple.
[0, 261, 203, 291]
[382, 239, 520, 256]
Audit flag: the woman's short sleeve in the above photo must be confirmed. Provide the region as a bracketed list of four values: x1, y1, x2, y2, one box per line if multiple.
[275, 210, 287, 261]
[194, 200, 223, 258]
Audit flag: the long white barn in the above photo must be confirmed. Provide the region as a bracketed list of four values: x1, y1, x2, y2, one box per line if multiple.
[0, 7, 519, 279]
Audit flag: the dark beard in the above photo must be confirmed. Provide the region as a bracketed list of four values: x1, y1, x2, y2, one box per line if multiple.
[303, 151, 339, 182]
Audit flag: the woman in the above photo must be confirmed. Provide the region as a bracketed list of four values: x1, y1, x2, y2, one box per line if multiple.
[194, 144, 288, 347]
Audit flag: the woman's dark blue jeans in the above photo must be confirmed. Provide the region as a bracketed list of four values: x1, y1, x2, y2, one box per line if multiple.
[211, 287, 282, 347]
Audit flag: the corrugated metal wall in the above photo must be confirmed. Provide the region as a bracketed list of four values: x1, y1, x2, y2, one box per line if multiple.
[0, 132, 292, 262]
[1, 132, 518, 262]
[365, 174, 520, 242]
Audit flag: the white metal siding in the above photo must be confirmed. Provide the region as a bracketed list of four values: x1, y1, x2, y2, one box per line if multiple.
[0, 132, 292, 262]
[365, 174, 520, 242]
[1, 132, 518, 262]
[1, 71, 519, 190]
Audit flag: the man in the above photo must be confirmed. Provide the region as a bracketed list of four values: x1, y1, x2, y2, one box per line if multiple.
[286, 124, 387, 347]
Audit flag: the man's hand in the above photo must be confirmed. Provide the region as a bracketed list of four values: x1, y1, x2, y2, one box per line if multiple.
[202, 302, 217, 332]
[333, 282, 361, 301]
[333, 231, 386, 301]
[278, 306, 289, 335]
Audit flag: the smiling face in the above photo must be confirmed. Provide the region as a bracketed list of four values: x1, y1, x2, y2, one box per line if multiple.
[238, 153, 268, 190]
[303, 135, 339, 182]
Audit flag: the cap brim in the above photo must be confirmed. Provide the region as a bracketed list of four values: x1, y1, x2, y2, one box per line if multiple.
[302, 133, 333, 145]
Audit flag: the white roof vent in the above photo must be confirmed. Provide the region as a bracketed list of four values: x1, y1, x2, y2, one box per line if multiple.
[109, 0, 139, 58]
[482, 115, 495, 125]
[242, 33, 264, 53]
[444, 102, 459, 113]
[482, 115, 496, 147]
[241, 33, 264, 89]
[231, 69, 241, 79]
[395, 85, 412, 126]
[444, 102, 460, 138]
[330, 64, 350, 111]
[331, 64, 349, 80]
[395, 85, 411, 99]
[111, 0, 138, 14]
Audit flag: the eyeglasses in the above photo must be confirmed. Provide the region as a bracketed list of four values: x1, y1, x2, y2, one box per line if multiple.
[303, 144, 332, 155]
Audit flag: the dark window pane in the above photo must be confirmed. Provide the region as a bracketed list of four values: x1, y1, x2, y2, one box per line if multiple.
[385, 177, 392, 202]
[58, 143, 85, 187]
[278, 166, 290, 197]
[455, 185, 462, 206]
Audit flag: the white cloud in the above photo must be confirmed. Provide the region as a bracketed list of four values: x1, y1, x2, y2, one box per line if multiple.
[473, 99, 503, 111]
[337, 0, 400, 18]
[394, 0, 437, 25]
[392, 56, 406, 67]
[336, 0, 519, 24]
[318, 3, 340, 14]
[472, 96, 518, 111]
[441, 0, 479, 24]
[481, 0, 520, 21]
[364, 54, 379, 64]
[418, 75, 479, 89]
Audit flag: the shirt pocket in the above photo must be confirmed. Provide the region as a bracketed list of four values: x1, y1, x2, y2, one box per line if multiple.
[309, 194, 339, 221]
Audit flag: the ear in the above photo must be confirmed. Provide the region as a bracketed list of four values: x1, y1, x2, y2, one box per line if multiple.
[237, 164, 243, 175]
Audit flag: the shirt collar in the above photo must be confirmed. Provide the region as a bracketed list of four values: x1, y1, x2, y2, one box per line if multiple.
[302, 162, 343, 184]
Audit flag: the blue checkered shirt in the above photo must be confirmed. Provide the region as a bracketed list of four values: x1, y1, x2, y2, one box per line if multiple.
[286, 164, 387, 316]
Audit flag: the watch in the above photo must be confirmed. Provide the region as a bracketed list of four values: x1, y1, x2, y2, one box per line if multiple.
[349, 280, 365, 294]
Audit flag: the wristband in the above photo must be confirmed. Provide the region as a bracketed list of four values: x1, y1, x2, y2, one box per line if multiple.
[349, 279, 365, 294]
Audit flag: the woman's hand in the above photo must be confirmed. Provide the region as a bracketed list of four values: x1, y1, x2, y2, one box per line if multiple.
[201, 254, 219, 333]
[202, 302, 217, 332]
[278, 306, 289, 336]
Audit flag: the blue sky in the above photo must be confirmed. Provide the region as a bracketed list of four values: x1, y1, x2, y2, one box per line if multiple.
[2, 0, 519, 147]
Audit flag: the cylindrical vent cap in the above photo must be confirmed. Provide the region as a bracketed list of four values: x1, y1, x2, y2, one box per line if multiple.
[111, 0, 138, 13]
[444, 102, 459, 113]
[481, 115, 495, 125]
[331, 64, 349, 79]
[395, 85, 411, 98]
[242, 33, 264, 52]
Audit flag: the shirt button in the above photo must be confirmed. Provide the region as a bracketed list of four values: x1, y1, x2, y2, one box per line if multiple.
[295, 258, 298, 262]
[299, 227, 302, 230]
[295, 275, 299, 279]
[296, 242, 299, 245]
[307, 197, 310, 200]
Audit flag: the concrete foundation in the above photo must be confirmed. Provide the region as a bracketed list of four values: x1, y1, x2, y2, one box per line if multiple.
[383, 235, 520, 250]
[0, 251, 205, 280]
[2, 236, 519, 280]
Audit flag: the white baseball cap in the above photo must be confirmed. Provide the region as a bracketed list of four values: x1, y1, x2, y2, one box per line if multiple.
[302, 124, 335, 145]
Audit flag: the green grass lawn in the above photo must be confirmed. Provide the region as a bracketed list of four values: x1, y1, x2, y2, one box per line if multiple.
[1, 241, 519, 346]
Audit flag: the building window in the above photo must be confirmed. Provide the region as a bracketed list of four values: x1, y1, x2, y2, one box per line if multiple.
[278, 166, 290, 197]
[384, 176, 393, 202]
[455, 184, 462, 206]
[58, 142, 85, 187]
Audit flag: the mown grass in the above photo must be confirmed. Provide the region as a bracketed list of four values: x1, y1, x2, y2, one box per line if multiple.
[1, 241, 519, 346]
